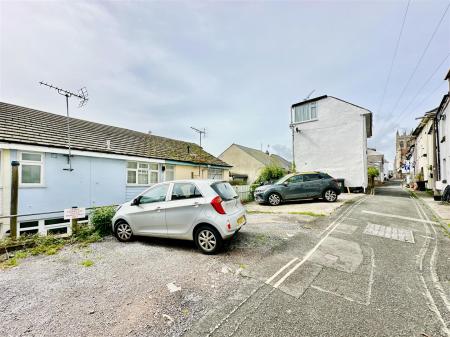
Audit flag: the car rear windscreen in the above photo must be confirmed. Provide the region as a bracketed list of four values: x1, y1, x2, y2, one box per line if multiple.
[211, 182, 238, 201]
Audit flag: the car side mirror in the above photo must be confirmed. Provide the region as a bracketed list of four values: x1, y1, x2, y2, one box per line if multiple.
[131, 196, 141, 206]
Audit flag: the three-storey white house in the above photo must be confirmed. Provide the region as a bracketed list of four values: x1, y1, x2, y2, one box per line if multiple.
[291, 95, 372, 190]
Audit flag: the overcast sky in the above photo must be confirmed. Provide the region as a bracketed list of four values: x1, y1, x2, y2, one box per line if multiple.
[1, 1, 449, 165]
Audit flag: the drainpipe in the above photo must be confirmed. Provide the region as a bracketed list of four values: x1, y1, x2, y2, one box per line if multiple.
[434, 112, 441, 195]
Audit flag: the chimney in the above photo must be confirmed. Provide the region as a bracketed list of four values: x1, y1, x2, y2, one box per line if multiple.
[148, 130, 152, 135]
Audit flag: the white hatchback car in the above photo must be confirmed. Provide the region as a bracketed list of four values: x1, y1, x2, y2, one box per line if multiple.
[112, 180, 247, 254]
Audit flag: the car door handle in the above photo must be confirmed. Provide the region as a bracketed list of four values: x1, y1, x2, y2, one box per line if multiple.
[192, 202, 200, 207]
[155, 207, 162, 212]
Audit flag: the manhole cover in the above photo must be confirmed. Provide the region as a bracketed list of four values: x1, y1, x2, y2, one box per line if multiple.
[364, 223, 414, 243]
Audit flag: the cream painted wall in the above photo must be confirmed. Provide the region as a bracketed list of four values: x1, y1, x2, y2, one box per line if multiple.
[219, 145, 264, 183]
[415, 118, 435, 189]
[174, 164, 230, 181]
[293, 97, 369, 188]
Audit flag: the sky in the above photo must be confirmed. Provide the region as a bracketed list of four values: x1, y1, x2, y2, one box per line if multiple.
[1, 0, 449, 166]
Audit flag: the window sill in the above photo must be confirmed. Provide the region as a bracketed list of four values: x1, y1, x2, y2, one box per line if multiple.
[19, 184, 46, 188]
[126, 184, 154, 187]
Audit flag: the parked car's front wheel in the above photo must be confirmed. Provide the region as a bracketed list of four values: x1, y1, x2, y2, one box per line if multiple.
[195, 225, 223, 254]
[323, 189, 338, 202]
[115, 220, 133, 242]
[267, 192, 282, 206]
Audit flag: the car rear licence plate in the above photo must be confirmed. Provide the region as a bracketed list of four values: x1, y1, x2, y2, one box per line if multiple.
[237, 215, 245, 226]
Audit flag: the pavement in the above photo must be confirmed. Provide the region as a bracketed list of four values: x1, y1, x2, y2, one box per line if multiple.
[185, 181, 450, 337]
[413, 190, 450, 232]
[245, 192, 361, 215]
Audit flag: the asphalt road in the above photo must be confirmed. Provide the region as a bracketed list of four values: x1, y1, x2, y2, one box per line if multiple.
[185, 181, 450, 337]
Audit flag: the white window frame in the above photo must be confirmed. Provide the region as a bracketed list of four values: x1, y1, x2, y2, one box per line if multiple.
[208, 168, 224, 180]
[293, 102, 318, 124]
[127, 161, 159, 186]
[164, 164, 175, 182]
[18, 151, 44, 187]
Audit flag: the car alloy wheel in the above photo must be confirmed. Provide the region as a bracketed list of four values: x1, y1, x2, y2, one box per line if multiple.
[324, 189, 337, 202]
[116, 222, 133, 241]
[268, 193, 281, 206]
[198, 229, 217, 252]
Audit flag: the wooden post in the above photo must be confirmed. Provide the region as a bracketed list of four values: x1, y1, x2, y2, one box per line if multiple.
[10, 161, 20, 240]
[71, 206, 79, 235]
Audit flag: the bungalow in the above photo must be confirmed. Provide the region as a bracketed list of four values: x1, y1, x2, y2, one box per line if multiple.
[291, 95, 372, 190]
[218, 144, 291, 184]
[0, 102, 231, 238]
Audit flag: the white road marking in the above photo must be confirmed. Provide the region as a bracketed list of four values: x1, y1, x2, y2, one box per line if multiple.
[265, 257, 298, 284]
[366, 247, 376, 306]
[364, 223, 414, 243]
[412, 197, 450, 335]
[414, 198, 450, 313]
[271, 196, 368, 289]
[362, 210, 438, 224]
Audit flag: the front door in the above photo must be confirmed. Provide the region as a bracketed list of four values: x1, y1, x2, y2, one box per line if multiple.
[128, 183, 169, 236]
[165, 182, 204, 236]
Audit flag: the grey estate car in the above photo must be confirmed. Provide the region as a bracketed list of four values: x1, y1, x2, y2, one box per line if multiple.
[254, 172, 341, 206]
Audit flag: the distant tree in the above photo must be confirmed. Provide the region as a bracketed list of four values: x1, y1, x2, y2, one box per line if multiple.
[256, 165, 286, 185]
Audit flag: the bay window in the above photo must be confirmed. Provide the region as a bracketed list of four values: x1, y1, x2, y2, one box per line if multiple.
[127, 161, 159, 185]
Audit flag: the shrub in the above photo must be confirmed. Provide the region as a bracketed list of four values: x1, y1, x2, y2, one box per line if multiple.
[255, 165, 286, 185]
[90, 206, 116, 236]
[367, 167, 380, 178]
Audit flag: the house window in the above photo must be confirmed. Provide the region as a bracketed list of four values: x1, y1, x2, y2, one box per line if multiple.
[164, 165, 175, 181]
[127, 161, 159, 185]
[208, 168, 224, 180]
[19, 152, 44, 185]
[293, 102, 318, 123]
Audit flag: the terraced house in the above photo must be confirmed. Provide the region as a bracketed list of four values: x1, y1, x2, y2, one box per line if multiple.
[0, 102, 230, 238]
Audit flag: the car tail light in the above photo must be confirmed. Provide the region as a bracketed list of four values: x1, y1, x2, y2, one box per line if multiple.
[211, 196, 226, 214]
[226, 222, 231, 231]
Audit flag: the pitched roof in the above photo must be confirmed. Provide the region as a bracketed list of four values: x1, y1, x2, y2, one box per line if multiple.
[233, 144, 291, 170]
[0, 102, 230, 167]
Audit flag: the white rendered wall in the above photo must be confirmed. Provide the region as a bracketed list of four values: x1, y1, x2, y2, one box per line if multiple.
[293, 97, 369, 188]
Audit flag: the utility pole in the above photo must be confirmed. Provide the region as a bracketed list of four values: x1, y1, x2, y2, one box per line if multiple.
[10, 161, 19, 240]
[39, 81, 88, 171]
[190, 127, 206, 147]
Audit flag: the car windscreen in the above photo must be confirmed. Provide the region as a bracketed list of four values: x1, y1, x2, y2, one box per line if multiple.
[274, 173, 295, 185]
[211, 182, 238, 201]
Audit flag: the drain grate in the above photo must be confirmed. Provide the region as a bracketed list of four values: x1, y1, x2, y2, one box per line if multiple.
[364, 223, 414, 243]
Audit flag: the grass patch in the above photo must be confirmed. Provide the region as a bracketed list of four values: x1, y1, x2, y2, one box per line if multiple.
[408, 190, 418, 199]
[0, 224, 106, 269]
[246, 210, 274, 214]
[288, 211, 325, 217]
[81, 259, 94, 267]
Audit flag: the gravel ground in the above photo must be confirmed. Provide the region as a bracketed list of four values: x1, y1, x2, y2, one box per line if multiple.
[0, 213, 313, 337]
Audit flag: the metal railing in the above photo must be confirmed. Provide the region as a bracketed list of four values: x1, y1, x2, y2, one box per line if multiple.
[0, 205, 117, 238]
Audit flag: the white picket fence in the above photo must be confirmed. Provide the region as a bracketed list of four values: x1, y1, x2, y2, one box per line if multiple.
[233, 185, 252, 201]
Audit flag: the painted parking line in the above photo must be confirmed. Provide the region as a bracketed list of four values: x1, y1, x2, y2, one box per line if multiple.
[361, 210, 438, 224]
[265, 196, 367, 289]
